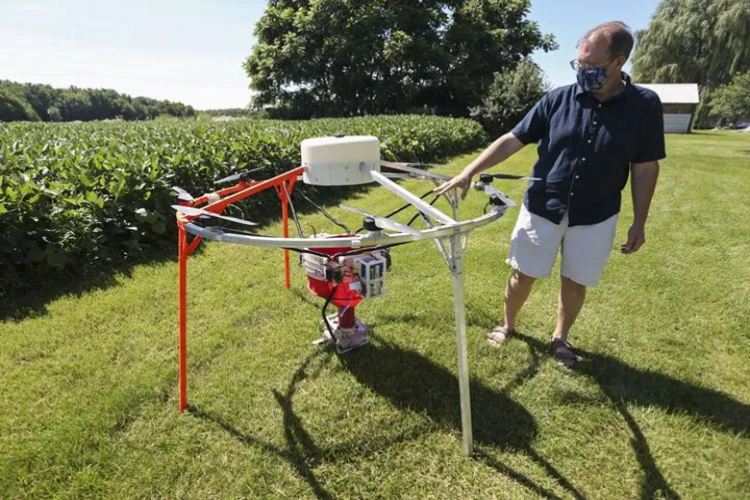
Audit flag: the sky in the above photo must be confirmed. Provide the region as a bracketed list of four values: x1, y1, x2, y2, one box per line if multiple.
[0, 0, 661, 110]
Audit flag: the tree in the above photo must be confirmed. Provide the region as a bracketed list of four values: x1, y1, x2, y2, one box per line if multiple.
[0, 89, 40, 122]
[710, 71, 750, 126]
[632, 0, 750, 127]
[88, 88, 125, 120]
[470, 59, 550, 138]
[23, 83, 57, 121]
[47, 106, 63, 122]
[58, 89, 93, 121]
[245, 0, 556, 118]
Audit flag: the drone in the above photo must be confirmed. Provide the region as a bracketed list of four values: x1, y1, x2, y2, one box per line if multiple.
[171, 134, 537, 454]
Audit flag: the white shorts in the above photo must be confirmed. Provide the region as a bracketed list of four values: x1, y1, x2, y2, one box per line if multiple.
[506, 205, 618, 287]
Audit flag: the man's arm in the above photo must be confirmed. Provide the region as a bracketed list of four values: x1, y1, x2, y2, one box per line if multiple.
[621, 160, 660, 254]
[434, 132, 526, 198]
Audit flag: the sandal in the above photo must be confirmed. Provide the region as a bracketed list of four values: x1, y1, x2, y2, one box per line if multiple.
[487, 325, 515, 347]
[551, 338, 581, 368]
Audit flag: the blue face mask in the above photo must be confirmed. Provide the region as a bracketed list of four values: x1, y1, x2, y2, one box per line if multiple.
[577, 66, 609, 93]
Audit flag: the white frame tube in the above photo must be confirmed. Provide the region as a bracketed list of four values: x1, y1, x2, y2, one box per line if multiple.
[370, 170, 457, 225]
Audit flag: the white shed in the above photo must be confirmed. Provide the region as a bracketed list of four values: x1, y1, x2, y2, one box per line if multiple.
[636, 83, 701, 134]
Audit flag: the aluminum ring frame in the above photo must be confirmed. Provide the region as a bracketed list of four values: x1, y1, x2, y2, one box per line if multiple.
[183, 207, 507, 249]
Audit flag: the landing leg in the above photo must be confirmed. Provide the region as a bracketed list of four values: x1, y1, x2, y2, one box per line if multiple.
[449, 234, 473, 455]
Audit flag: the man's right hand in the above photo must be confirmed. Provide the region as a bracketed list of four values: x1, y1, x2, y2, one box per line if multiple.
[434, 170, 473, 199]
[433, 132, 525, 199]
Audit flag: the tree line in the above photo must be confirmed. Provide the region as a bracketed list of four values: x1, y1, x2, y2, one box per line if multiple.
[0, 80, 196, 123]
[246, 0, 749, 131]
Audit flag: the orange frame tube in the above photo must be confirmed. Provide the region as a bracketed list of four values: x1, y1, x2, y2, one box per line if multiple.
[177, 166, 305, 412]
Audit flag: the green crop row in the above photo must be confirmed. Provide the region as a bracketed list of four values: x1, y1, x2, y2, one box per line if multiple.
[0, 115, 486, 292]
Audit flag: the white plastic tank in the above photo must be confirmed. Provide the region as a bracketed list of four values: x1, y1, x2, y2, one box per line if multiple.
[301, 135, 380, 186]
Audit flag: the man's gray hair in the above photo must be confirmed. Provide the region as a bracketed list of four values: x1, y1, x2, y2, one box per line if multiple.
[579, 21, 635, 60]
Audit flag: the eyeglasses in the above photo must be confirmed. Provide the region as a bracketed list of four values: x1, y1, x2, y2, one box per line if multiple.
[570, 59, 615, 72]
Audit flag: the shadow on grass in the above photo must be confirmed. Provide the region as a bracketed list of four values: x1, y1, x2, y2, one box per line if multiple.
[189, 351, 336, 500]
[185, 306, 749, 499]
[513, 332, 749, 499]
[191, 349, 441, 499]
[340, 335, 585, 499]
[500, 337, 543, 394]
[0, 244, 180, 323]
[341, 336, 536, 450]
[190, 341, 582, 499]
[290, 288, 321, 310]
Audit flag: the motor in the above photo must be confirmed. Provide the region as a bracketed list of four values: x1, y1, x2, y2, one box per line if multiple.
[300, 237, 390, 353]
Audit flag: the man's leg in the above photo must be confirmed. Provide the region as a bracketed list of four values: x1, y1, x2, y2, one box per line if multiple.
[553, 276, 586, 342]
[490, 205, 565, 346]
[503, 270, 536, 331]
[553, 213, 618, 366]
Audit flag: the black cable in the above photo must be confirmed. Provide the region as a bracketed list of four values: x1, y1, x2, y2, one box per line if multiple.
[207, 226, 333, 258]
[210, 226, 278, 238]
[330, 242, 409, 260]
[283, 247, 332, 259]
[224, 203, 244, 218]
[296, 188, 351, 233]
[211, 226, 263, 237]
[383, 188, 436, 219]
[354, 188, 436, 234]
[284, 184, 305, 238]
[407, 194, 442, 227]
[289, 196, 304, 238]
[322, 284, 339, 342]
[205, 226, 399, 259]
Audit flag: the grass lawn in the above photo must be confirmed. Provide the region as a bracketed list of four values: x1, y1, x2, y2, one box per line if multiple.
[1, 131, 749, 499]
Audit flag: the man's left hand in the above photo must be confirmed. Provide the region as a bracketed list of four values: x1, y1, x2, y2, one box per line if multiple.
[621, 224, 646, 254]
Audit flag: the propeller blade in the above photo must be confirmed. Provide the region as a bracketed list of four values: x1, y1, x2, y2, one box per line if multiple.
[473, 184, 518, 207]
[339, 204, 421, 236]
[172, 186, 194, 201]
[373, 217, 422, 236]
[379, 172, 412, 180]
[482, 173, 542, 181]
[380, 161, 452, 181]
[214, 166, 267, 185]
[339, 204, 371, 218]
[172, 205, 258, 227]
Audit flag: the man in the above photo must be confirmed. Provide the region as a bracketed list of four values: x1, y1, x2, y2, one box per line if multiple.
[436, 21, 665, 368]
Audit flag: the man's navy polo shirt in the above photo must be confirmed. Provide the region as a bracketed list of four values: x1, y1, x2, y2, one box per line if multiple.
[511, 73, 666, 227]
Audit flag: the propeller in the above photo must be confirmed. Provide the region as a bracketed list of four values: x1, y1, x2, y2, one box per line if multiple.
[172, 186, 194, 202]
[214, 166, 267, 185]
[472, 183, 517, 207]
[339, 204, 422, 236]
[479, 173, 541, 182]
[379, 173, 413, 180]
[380, 161, 451, 182]
[172, 205, 258, 227]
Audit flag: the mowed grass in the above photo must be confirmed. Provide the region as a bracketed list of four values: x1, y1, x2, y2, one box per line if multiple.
[1, 131, 749, 499]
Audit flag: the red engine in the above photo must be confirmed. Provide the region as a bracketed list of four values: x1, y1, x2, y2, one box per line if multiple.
[300, 235, 389, 352]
